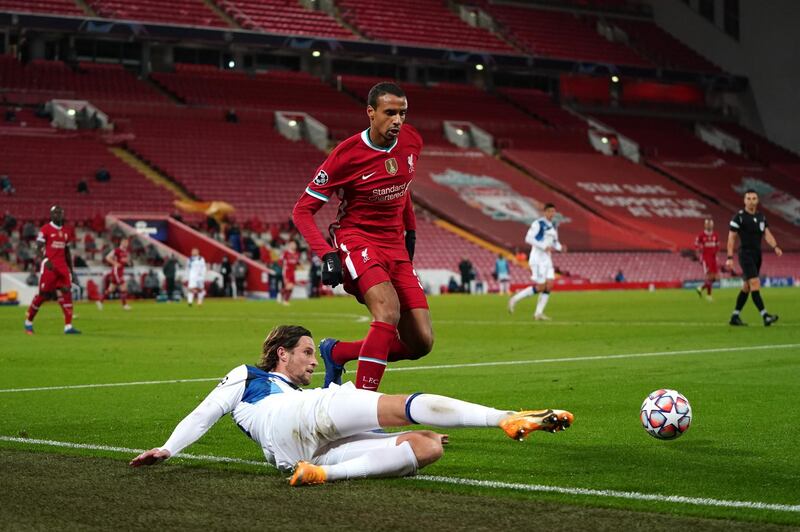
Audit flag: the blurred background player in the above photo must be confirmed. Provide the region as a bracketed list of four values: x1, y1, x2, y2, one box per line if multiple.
[494, 254, 510, 295]
[186, 247, 207, 306]
[97, 237, 131, 310]
[292, 82, 432, 391]
[24, 205, 81, 335]
[727, 190, 782, 326]
[280, 240, 300, 305]
[508, 203, 566, 321]
[694, 218, 719, 301]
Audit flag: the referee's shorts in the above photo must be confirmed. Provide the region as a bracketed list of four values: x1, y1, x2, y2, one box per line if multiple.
[738, 250, 762, 280]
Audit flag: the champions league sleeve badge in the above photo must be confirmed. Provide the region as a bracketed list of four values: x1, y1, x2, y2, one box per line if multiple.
[313, 170, 329, 186]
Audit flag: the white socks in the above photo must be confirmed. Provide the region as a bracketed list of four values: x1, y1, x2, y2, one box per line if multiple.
[323, 441, 418, 481]
[198, 290, 205, 305]
[187, 292, 194, 304]
[535, 292, 550, 315]
[510, 286, 536, 307]
[406, 394, 511, 427]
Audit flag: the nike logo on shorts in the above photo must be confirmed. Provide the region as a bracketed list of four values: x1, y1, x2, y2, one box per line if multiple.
[361, 172, 376, 180]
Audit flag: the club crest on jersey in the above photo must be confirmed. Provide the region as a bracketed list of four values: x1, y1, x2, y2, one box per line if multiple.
[313, 170, 329, 186]
[407, 154, 415, 174]
[385, 158, 398, 175]
[362, 248, 370, 263]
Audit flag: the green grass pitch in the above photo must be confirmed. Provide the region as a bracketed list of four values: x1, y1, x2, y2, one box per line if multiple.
[2, 288, 799, 529]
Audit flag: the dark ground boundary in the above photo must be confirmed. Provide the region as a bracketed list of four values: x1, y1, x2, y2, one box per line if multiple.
[2, 449, 798, 531]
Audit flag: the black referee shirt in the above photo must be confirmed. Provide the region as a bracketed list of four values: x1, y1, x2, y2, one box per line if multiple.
[729, 209, 768, 253]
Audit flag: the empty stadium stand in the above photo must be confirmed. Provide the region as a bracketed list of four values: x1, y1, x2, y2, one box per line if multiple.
[1, 131, 177, 221]
[0, 0, 83, 16]
[481, 3, 650, 66]
[87, 0, 228, 27]
[218, 0, 355, 38]
[610, 18, 720, 73]
[338, 0, 515, 53]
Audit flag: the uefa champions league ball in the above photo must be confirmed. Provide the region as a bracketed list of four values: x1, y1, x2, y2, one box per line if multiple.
[640, 389, 692, 440]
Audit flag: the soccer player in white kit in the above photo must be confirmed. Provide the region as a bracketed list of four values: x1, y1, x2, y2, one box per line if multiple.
[508, 203, 566, 320]
[130, 325, 574, 486]
[185, 248, 206, 306]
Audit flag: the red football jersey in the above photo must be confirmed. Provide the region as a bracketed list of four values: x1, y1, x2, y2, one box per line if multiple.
[37, 222, 69, 268]
[281, 249, 300, 274]
[695, 231, 719, 260]
[300, 125, 422, 255]
[111, 247, 129, 268]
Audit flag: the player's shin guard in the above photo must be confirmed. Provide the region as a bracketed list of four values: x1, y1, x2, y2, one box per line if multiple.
[751, 290, 766, 316]
[733, 290, 749, 314]
[354, 321, 395, 390]
[58, 291, 74, 326]
[405, 393, 512, 427]
[26, 294, 46, 322]
[322, 441, 418, 481]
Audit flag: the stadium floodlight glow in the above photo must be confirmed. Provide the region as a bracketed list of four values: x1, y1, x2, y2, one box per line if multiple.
[611, 75, 620, 83]
[288, 120, 298, 127]
[311, 50, 321, 58]
[67, 109, 76, 116]
[475, 64, 484, 71]
[455, 129, 464, 135]
[228, 60, 235, 68]
[601, 136, 609, 144]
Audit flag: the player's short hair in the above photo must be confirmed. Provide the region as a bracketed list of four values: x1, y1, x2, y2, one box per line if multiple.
[744, 189, 758, 196]
[258, 324, 313, 372]
[368, 82, 405, 109]
[543, 203, 555, 210]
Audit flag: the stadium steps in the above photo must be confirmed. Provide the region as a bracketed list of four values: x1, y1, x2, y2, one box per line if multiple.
[109, 146, 195, 201]
[204, 0, 240, 29]
[74, 0, 98, 17]
[433, 218, 524, 267]
[493, 90, 553, 127]
[146, 76, 186, 104]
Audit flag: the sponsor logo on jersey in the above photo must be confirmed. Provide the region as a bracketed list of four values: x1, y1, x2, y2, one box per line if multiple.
[313, 170, 329, 186]
[385, 158, 398, 175]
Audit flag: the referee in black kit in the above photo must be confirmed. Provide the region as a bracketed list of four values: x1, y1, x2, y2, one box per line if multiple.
[726, 189, 783, 326]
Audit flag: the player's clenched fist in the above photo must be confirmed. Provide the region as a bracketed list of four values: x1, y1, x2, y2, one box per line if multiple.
[321, 252, 343, 288]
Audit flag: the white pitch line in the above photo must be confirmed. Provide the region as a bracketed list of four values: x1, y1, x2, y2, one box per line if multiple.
[1, 343, 798, 394]
[1, 435, 797, 514]
[412, 475, 800, 514]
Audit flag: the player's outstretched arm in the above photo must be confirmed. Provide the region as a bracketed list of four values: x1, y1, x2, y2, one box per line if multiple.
[725, 231, 737, 269]
[129, 448, 171, 467]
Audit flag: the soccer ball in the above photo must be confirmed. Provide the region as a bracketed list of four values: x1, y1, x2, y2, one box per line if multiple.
[640, 389, 692, 440]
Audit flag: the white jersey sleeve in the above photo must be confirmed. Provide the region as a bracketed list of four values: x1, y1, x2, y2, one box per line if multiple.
[525, 219, 549, 251]
[552, 227, 562, 252]
[160, 365, 247, 456]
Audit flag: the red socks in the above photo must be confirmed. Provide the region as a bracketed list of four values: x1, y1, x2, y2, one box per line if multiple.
[332, 335, 413, 365]
[704, 280, 713, 295]
[355, 321, 396, 390]
[58, 291, 74, 326]
[26, 294, 45, 322]
[120, 290, 128, 306]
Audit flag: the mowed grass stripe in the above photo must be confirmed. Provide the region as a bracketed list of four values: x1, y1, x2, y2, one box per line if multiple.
[3, 435, 798, 514]
[2, 342, 798, 394]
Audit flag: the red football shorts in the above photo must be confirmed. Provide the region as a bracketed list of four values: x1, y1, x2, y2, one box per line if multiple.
[39, 261, 71, 293]
[111, 266, 125, 285]
[337, 236, 428, 311]
[283, 270, 296, 285]
[702, 257, 718, 275]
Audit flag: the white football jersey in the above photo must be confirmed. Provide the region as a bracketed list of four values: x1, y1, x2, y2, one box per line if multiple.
[160, 365, 300, 467]
[186, 256, 206, 278]
[526, 217, 561, 263]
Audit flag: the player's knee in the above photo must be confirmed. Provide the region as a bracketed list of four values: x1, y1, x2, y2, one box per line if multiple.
[406, 333, 433, 359]
[406, 431, 443, 468]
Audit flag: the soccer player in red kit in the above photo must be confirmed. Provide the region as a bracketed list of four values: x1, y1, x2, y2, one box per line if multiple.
[292, 82, 432, 391]
[97, 237, 131, 310]
[280, 240, 300, 305]
[24, 205, 81, 334]
[695, 218, 720, 301]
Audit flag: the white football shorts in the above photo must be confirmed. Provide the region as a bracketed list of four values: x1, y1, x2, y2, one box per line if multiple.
[187, 275, 204, 290]
[529, 253, 555, 284]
